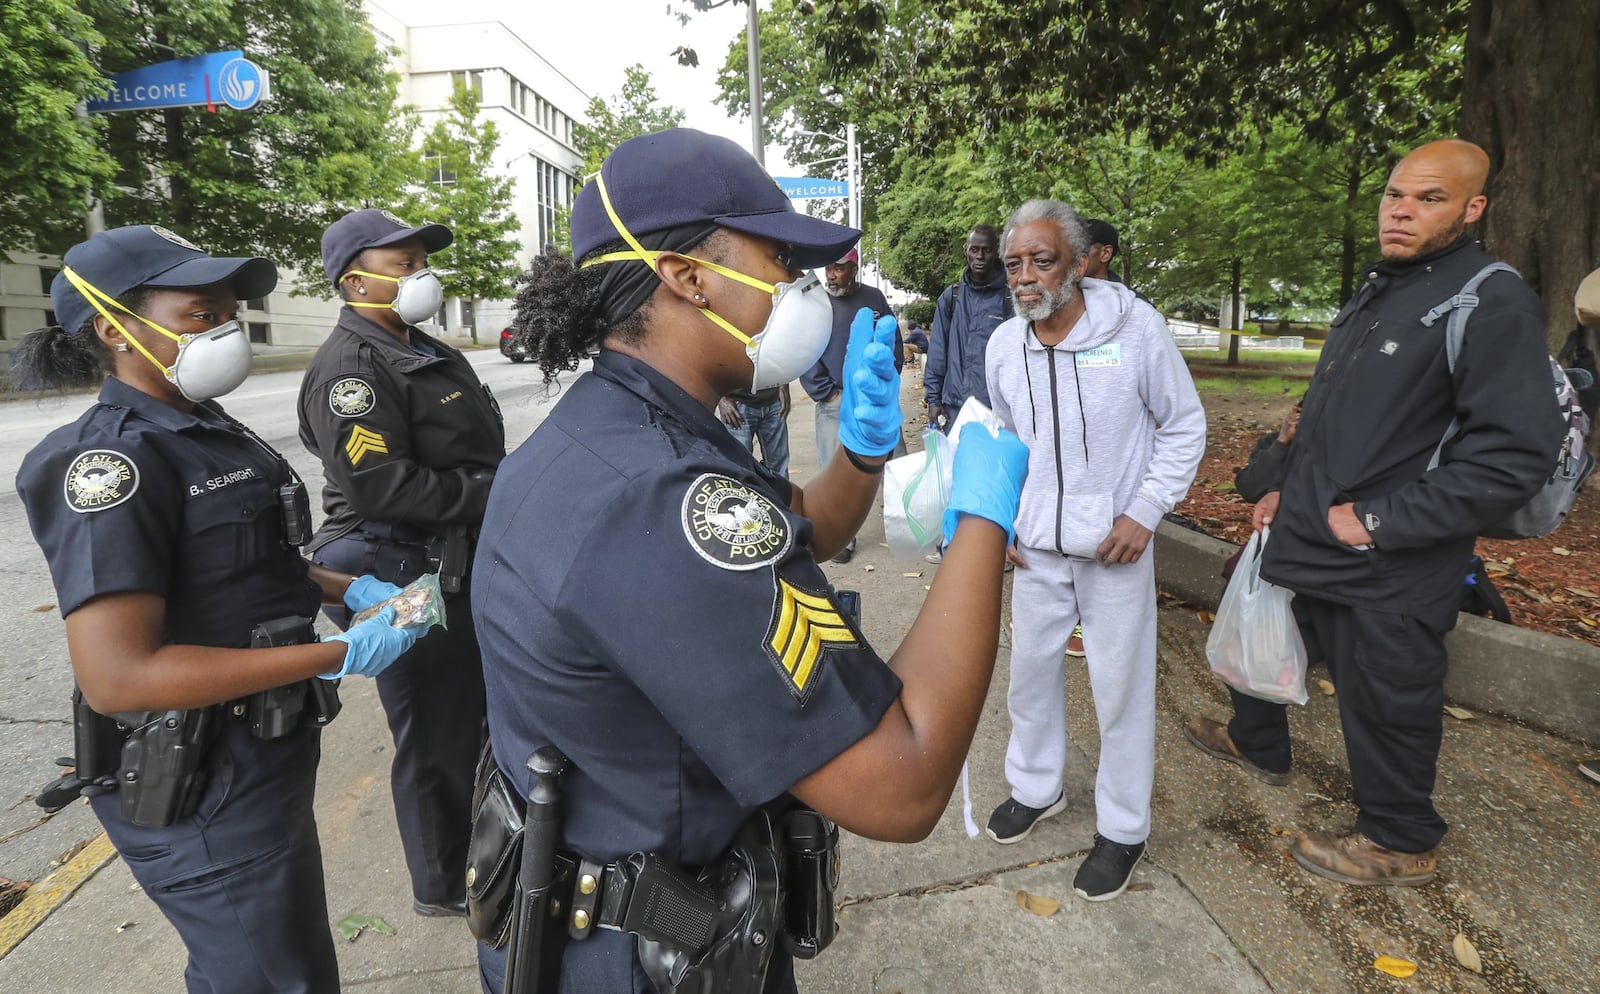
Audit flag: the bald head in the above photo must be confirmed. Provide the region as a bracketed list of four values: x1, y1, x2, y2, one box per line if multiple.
[1378, 139, 1491, 261]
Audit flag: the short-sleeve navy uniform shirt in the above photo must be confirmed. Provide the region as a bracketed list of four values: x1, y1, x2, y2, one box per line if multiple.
[17, 377, 319, 646]
[472, 350, 902, 986]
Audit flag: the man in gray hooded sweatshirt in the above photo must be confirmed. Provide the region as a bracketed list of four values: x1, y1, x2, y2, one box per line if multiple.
[983, 199, 1206, 901]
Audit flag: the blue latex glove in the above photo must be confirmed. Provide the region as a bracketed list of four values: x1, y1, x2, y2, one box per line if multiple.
[942, 422, 1030, 546]
[321, 606, 422, 680]
[344, 574, 403, 613]
[836, 307, 903, 457]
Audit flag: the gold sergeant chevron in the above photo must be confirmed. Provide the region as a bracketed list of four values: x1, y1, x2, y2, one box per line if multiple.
[766, 578, 858, 701]
[344, 425, 389, 466]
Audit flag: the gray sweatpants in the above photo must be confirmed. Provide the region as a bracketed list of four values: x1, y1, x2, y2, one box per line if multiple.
[1004, 546, 1157, 846]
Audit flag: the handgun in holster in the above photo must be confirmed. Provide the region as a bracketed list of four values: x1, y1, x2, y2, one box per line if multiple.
[34, 687, 127, 813]
[118, 707, 215, 827]
[428, 524, 473, 595]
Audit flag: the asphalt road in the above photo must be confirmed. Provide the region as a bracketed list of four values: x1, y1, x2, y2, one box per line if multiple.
[0, 349, 567, 892]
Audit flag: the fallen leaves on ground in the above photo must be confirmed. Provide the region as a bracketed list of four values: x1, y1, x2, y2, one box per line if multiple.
[1452, 933, 1483, 973]
[1015, 890, 1061, 916]
[1444, 706, 1476, 720]
[1316, 679, 1336, 696]
[1373, 954, 1418, 978]
[336, 914, 397, 942]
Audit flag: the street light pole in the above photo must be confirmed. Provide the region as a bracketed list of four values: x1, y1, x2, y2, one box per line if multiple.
[845, 122, 859, 230]
[746, 1, 764, 166]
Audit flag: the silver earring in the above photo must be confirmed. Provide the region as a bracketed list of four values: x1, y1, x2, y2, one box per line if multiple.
[693, 293, 706, 304]
[114, 342, 130, 352]
[357, 287, 367, 296]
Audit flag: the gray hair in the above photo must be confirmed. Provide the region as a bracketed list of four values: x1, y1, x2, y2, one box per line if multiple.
[1001, 199, 1090, 265]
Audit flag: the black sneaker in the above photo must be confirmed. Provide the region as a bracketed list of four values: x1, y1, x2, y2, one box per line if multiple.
[1580, 758, 1600, 784]
[985, 793, 1067, 844]
[1073, 834, 1146, 901]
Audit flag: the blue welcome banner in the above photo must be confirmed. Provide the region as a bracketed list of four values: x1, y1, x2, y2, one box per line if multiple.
[86, 51, 270, 114]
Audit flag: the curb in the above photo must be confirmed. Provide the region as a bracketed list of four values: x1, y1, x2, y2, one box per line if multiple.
[0, 833, 117, 959]
[1153, 521, 1600, 745]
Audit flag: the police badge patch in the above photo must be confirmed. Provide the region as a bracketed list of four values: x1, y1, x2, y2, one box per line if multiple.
[681, 474, 793, 571]
[148, 225, 201, 252]
[328, 377, 377, 418]
[63, 449, 139, 513]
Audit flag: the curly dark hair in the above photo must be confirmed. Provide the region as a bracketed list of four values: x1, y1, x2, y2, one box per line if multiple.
[9, 287, 154, 393]
[510, 230, 723, 386]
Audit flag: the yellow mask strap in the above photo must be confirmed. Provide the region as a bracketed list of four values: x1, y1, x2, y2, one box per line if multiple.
[578, 173, 780, 298]
[60, 266, 182, 373]
[340, 269, 402, 310]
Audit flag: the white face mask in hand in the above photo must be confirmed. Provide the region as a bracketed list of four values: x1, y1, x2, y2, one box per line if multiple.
[343, 268, 445, 326]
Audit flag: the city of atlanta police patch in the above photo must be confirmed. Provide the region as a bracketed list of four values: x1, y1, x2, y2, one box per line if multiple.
[328, 377, 376, 418]
[63, 449, 139, 513]
[681, 474, 793, 571]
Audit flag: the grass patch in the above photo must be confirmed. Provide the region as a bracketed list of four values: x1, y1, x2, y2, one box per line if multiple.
[1192, 376, 1306, 399]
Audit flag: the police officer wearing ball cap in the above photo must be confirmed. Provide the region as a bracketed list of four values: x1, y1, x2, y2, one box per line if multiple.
[298, 208, 506, 917]
[474, 128, 1030, 993]
[13, 225, 424, 993]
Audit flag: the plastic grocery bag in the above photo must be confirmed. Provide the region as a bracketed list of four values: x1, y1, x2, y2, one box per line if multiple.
[884, 428, 954, 559]
[883, 399, 1008, 560]
[1204, 527, 1308, 705]
[350, 572, 448, 632]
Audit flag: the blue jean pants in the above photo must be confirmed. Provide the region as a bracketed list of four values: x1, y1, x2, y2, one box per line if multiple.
[725, 397, 790, 478]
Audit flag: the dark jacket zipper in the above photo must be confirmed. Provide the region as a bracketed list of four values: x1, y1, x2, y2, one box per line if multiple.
[1045, 345, 1066, 554]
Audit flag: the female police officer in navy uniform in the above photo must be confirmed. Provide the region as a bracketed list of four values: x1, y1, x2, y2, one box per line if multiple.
[297, 209, 505, 917]
[14, 225, 425, 994]
[472, 129, 1030, 993]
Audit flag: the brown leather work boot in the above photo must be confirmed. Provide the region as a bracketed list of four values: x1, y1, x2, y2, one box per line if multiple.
[1183, 717, 1289, 786]
[1290, 830, 1438, 886]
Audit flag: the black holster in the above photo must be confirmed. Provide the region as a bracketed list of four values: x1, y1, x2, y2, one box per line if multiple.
[243, 616, 339, 737]
[34, 687, 128, 813]
[118, 708, 216, 827]
[467, 743, 526, 949]
[428, 525, 474, 595]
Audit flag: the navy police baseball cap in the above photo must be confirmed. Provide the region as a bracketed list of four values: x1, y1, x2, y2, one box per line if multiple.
[321, 209, 453, 287]
[571, 128, 860, 269]
[52, 225, 278, 334]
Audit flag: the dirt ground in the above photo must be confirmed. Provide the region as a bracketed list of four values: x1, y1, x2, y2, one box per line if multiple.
[1183, 390, 1600, 648]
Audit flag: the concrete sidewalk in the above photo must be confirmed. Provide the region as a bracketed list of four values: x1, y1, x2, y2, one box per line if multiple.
[2, 371, 1596, 993]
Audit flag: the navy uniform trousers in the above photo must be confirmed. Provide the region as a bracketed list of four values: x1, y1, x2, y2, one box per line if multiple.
[94, 722, 337, 994]
[1226, 593, 1450, 853]
[316, 531, 486, 905]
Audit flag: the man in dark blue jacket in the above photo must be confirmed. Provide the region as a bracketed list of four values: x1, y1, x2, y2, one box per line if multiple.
[925, 225, 1013, 430]
[1186, 140, 1562, 885]
[801, 246, 901, 562]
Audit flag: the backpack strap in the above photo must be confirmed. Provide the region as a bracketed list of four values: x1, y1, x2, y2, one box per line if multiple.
[1425, 262, 1522, 470]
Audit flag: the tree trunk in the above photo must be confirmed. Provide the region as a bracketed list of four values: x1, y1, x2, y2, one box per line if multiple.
[1461, 0, 1600, 350]
[1227, 256, 1242, 366]
[1339, 152, 1364, 304]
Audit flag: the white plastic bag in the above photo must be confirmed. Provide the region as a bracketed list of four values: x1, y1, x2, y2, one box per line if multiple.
[883, 399, 1007, 560]
[884, 428, 953, 559]
[1204, 528, 1308, 705]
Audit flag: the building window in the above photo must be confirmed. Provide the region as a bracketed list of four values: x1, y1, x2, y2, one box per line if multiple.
[245, 297, 266, 311]
[39, 267, 59, 295]
[450, 70, 483, 98]
[425, 152, 456, 186]
[459, 299, 475, 331]
[44, 309, 58, 330]
[247, 322, 270, 344]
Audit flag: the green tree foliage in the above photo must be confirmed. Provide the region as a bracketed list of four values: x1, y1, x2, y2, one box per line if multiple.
[12, 0, 418, 287]
[0, 2, 115, 257]
[416, 84, 522, 321]
[573, 64, 687, 180]
[808, 0, 1598, 343]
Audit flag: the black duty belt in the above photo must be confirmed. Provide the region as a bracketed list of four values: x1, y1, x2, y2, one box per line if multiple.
[556, 851, 719, 949]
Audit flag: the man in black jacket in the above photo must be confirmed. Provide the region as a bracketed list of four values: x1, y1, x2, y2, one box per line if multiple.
[1186, 140, 1563, 885]
[298, 209, 505, 916]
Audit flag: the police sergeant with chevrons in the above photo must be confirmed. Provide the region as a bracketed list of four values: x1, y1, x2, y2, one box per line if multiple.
[298, 209, 506, 917]
[470, 129, 1031, 993]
